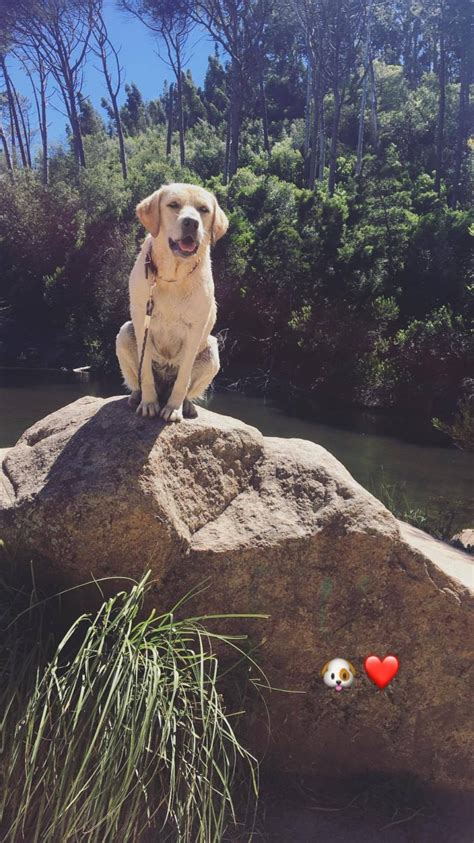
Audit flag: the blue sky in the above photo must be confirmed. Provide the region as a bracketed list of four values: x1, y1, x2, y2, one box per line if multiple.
[7, 0, 215, 145]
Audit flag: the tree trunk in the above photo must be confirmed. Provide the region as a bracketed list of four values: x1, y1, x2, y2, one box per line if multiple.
[176, 61, 185, 166]
[369, 56, 378, 147]
[259, 54, 270, 154]
[328, 87, 342, 196]
[452, 22, 470, 205]
[317, 93, 326, 181]
[356, 0, 373, 177]
[228, 57, 243, 178]
[0, 121, 14, 178]
[223, 107, 231, 184]
[24, 51, 48, 184]
[434, 25, 446, 195]
[304, 50, 312, 161]
[166, 82, 174, 156]
[55, 46, 86, 168]
[114, 100, 128, 180]
[57, 72, 86, 167]
[14, 85, 32, 168]
[1, 57, 28, 168]
[308, 76, 321, 189]
[412, 16, 420, 85]
[40, 62, 49, 185]
[69, 89, 86, 167]
[101, 55, 127, 180]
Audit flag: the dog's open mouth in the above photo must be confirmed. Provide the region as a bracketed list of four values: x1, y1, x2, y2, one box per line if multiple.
[169, 236, 199, 257]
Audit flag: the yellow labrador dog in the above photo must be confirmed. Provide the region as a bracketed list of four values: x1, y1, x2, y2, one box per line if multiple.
[116, 183, 228, 422]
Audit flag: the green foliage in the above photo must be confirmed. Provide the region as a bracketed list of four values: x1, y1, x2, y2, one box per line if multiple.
[433, 395, 474, 452]
[120, 83, 151, 136]
[367, 471, 461, 541]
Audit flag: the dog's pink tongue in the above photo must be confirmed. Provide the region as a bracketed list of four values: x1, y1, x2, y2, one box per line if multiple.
[179, 237, 195, 252]
[335, 685, 343, 692]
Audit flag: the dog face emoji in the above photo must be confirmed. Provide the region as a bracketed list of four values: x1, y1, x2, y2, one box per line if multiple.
[321, 658, 356, 692]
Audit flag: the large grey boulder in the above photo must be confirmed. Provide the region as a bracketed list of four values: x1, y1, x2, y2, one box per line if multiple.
[1, 396, 473, 791]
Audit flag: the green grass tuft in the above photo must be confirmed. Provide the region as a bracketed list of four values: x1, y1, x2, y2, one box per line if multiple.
[0, 570, 265, 842]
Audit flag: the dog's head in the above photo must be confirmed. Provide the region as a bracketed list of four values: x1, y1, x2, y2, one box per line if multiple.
[136, 183, 229, 259]
[320, 658, 356, 691]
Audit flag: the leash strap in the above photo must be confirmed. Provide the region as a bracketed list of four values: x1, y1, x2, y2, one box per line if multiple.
[138, 243, 157, 393]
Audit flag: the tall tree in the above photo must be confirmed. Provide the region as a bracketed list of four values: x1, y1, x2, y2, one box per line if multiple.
[12, 0, 95, 168]
[355, 0, 374, 176]
[192, 0, 273, 180]
[93, 10, 128, 179]
[323, 0, 365, 195]
[165, 80, 174, 155]
[0, 117, 14, 176]
[296, 0, 364, 192]
[119, 82, 150, 135]
[15, 44, 50, 183]
[0, 56, 29, 168]
[452, 0, 472, 206]
[433, 1, 447, 195]
[121, 0, 193, 165]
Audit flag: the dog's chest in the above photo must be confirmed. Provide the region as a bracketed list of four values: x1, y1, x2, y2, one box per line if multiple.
[149, 304, 191, 363]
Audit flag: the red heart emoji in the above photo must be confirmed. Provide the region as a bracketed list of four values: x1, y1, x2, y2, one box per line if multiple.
[364, 655, 399, 689]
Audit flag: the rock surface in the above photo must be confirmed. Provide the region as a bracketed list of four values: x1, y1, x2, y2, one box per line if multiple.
[1, 396, 473, 792]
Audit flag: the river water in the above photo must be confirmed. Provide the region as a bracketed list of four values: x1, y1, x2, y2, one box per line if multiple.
[1, 368, 473, 533]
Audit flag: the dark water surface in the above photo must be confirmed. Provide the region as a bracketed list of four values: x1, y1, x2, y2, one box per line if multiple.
[1, 368, 473, 531]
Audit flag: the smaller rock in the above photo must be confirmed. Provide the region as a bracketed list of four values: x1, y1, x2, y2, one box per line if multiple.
[451, 529, 474, 556]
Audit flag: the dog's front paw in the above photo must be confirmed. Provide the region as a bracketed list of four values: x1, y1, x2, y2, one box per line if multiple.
[136, 399, 160, 418]
[160, 403, 183, 423]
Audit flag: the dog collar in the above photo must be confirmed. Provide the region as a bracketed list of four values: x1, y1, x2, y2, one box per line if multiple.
[145, 242, 201, 282]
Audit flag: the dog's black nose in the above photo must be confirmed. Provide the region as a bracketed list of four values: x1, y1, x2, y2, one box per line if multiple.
[182, 217, 199, 231]
[336, 680, 341, 685]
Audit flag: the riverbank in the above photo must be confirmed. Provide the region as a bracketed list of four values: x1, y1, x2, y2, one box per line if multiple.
[0, 363, 455, 448]
[1, 367, 473, 536]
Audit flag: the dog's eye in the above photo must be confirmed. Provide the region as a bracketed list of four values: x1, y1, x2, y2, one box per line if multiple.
[168, 202, 180, 209]
[199, 206, 210, 214]
[331, 673, 335, 680]
[341, 670, 349, 681]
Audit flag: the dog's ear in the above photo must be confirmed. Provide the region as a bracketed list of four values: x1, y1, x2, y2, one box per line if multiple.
[136, 188, 164, 237]
[348, 661, 357, 676]
[211, 198, 229, 246]
[320, 661, 330, 678]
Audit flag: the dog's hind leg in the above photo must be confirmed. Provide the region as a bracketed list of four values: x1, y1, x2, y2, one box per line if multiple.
[116, 321, 141, 407]
[185, 336, 220, 417]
